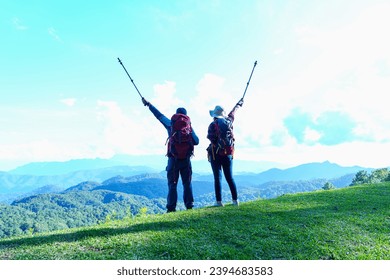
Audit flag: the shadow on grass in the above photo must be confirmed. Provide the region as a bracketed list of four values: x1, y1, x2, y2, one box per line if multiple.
[0, 208, 226, 249]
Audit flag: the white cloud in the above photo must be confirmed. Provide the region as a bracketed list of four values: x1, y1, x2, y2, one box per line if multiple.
[189, 74, 235, 153]
[152, 80, 181, 112]
[60, 98, 77, 107]
[96, 100, 168, 156]
[3, 2, 390, 170]
[48, 27, 62, 42]
[191, 74, 227, 119]
[303, 127, 322, 143]
[0, 139, 97, 165]
[96, 100, 137, 154]
[183, 3, 390, 167]
[241, 3, 390, 168]
[273, 48, 284, 55]
[231, 9, 390, 166]
[12, 17, 28, 30]
[267, 2, 390, 145]
[236, 140, 390, 169]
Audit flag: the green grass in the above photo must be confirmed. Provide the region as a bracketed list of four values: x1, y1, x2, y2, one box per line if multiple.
[0, 183, 389, 260]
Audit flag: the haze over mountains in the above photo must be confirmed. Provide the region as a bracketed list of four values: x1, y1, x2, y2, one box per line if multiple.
[7, 154, 282, 176]
[0, 155, 373, 203]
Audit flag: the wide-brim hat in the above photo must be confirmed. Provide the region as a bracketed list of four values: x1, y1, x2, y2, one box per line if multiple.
[209, 105, 226, 118]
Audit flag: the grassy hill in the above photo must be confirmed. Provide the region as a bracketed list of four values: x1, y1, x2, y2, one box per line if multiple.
[0, 183, 389, 260]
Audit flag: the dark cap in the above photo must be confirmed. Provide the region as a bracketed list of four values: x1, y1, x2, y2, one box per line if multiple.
[176, 107, 187, 115]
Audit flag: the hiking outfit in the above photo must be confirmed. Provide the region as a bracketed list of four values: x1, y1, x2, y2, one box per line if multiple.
[207, 99, 243, 206]
[143, 98, 199, 212]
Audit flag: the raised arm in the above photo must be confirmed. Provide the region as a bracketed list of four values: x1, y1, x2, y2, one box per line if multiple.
[227, 98, 244, 121]
[142, 97, 171, 132]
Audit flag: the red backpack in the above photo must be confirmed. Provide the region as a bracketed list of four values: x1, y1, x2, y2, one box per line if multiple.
[167, 114, 194, 159]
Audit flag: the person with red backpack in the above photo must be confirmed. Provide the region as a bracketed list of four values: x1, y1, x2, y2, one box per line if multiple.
[207, 98, 244, 207]
[142, 97, 199, 212]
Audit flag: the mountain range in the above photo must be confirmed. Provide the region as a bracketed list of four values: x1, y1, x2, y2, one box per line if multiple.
[0, 156, 373, 204]
[0, 157, 377, 239]
[6, 154, 284, 176]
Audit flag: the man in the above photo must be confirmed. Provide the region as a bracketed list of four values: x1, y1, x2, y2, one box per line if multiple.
[142, 97, 199, 212]
[207, 98, 244, 207]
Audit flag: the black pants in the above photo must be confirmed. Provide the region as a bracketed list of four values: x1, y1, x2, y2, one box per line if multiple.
[166, 157, 194, 211]
[210, 154, 238, 201]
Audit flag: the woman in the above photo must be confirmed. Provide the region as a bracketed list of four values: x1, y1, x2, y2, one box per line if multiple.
[207, 98, 243, 206]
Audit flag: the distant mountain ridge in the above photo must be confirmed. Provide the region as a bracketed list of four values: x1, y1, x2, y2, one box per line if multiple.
[197, 161, 372, 185]
[7, 154, 284, 176]
[57, 169, 357, 206]
[1, 160, 373, 204]
[235, 160, 370, 185]
[8, 156, 161, 176]
[0, 165, 158, 194]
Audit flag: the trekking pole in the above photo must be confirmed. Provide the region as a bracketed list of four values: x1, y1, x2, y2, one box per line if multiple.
[117, 57, 144, 98]
[241, 60, 258, 100]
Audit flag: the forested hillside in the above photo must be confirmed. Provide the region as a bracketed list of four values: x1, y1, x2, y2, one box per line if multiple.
[1, 183, 389, 260]
[0, 190, 165, 238]
[1, 164, 386, 240]
[0, 173, 355, 239]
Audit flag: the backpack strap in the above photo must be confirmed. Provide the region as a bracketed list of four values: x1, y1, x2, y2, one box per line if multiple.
[213, 120, 221, 154]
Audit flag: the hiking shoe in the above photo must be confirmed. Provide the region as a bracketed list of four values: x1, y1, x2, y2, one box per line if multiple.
[214, 201, 224, 207]
[186, 204, 194, 210]
[166, 209, 176, 213]
[232, 200, 239, 206]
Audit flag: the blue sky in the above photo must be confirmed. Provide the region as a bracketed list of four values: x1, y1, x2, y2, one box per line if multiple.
[1, 0, 390, 171]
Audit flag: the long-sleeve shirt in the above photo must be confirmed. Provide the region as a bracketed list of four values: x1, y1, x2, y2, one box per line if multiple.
[148, 104, 199, 145]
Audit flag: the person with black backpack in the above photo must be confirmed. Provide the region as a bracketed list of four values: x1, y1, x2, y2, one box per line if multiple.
[207, 98, 244, 207]
[142, 97, 199, 212]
